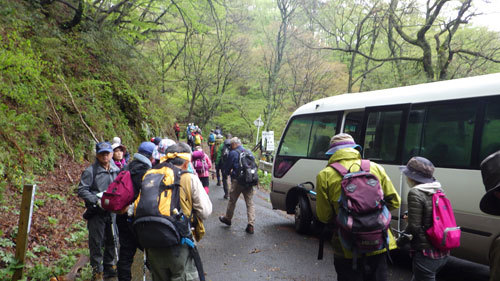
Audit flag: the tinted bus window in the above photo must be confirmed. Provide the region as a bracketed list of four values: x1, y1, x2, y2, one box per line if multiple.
[277, 116, 313, 157]
[404, 108, 425, 162]
[480, 101, 500, 162]
[343, 111, 364, 144]
[421, 102, 477, 167]
[363, 110, 403, 162]
[308, 114, 339, 159]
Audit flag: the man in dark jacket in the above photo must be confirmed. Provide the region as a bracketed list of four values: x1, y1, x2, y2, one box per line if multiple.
[219, 137, 256, 234]
[78, 142, 120, 281]
[479, 150, 500, 281]
[116, 142, 155, 281]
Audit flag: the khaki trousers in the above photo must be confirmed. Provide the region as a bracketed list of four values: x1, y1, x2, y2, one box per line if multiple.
[225, 179, 255, 226]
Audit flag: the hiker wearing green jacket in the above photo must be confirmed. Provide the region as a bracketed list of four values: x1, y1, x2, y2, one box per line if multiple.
[216, 133, 232, 199]
[316, 133, 401, 281]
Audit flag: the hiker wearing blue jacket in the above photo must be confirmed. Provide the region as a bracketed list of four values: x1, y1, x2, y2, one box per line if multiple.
[219, 137, 256, 234]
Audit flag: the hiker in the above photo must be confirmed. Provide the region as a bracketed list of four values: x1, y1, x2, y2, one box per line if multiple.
[399, 156, 450, 281]
[135, 143, 212, 281]
[112, 142, 127, 170]
[216, 134, 232, 199]
[173, 122, 181, 140]
[208, 129, 216, 150]
[214, 126, 221, 136]
[116, 142, 155, 281]
[192, 146, 212, 194]
[193, 129, 203, 149]
[219, 137, 256, 234]
[112, 137, 130, 163]
[78, 142, 121, 281]
[480, 151, 500, 281]
[211, 134, 224, 187]
[315, 133, 401, 281]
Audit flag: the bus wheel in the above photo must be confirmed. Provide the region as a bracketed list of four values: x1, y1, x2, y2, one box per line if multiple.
[294, 195, 312, 234]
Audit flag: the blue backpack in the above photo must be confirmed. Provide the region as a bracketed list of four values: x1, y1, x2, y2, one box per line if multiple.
[208, 133, 215, 143]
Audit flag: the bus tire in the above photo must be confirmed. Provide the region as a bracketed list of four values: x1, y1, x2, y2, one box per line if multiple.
[294, 195, 312, 234]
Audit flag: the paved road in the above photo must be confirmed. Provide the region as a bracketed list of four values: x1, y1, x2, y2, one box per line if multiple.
[130, 180, 490, 280]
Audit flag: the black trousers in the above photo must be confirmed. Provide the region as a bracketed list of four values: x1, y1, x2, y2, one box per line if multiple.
[116, 214, 140, 281]
[333, 254, 388, 281]
[87, 212, 116, 273]
[215, 164, 222, 183]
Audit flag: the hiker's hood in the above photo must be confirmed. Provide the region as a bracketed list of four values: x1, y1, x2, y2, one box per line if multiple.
[412, 181, 443, 195]
[327, 148, 361, 165]
[133, 153, 152, 168]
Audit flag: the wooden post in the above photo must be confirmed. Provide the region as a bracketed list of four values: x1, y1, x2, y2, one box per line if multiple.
[12, 184, 36, 281]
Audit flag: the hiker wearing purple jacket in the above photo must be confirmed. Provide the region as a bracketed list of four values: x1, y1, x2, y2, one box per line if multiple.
[192, 147, 212, 194]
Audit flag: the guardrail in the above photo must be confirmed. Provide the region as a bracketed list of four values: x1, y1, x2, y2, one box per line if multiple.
[258, 160, 273, 173]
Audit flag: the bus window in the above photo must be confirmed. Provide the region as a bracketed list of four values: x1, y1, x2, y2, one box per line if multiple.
[308, 114, 339, 159]
[343, 111, 364, 144]
[421, 101, 477, 167]
[363, 110, 403, 162]
[403, 108, 425, 162]
[480, 101, 500, 162]
[277, 116, 313, 157]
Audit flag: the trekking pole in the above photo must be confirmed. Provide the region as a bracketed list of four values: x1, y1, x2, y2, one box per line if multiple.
[143, 250, 147, 281]
[110, 215, 119, 263]
[391, 228, 413, 240]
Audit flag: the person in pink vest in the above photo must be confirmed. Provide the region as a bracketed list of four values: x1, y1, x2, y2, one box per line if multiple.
[192, 146, 212, 194]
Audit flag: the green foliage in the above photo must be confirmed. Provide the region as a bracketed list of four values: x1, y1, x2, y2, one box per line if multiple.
[258, 169, 272, 191]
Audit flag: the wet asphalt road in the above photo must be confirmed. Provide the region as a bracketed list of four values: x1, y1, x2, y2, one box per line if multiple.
[129, 180, 490, 281]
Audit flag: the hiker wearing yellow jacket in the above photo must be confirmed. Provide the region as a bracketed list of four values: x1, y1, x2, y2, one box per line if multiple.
[316, 133, 401, 281]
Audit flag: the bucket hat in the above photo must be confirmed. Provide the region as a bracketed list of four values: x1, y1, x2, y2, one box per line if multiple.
[399, 156, 436, 184]
[325, 133, 361, 156]
[480, 150, 500, 215]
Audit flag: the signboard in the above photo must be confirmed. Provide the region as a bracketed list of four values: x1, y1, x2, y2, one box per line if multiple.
[262, 131, 275, 151]
[253, 116, 264, 127]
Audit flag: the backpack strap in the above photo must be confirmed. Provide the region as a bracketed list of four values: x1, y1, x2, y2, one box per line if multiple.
[329, 162, 348, 176]
[360, 159, 370, 172]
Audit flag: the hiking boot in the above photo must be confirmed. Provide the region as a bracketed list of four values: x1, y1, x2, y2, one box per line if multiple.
[103, 266, 117, 278]
[91, 272, 104, 281]
[217, 181, 221, 186]
[223, 195, 229, 199]
[245, 224, 254, 234]
[219, 216, 231, 226]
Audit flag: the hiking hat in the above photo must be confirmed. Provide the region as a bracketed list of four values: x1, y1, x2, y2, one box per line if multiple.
[399, 156, 436, 184]
[216, 134, 223, 139]
[138, 141, 155, 157]
[158, 139, 176, 155]
[96, 142, 113, 154]
[112, 142, 126, 153]
[152, 137, 162, 145]
[112, 137, 121, 145]
[325, 133, 361, 156]
[480, 150, 500, 215]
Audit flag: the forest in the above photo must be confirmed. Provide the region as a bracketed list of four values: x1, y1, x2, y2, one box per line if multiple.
[1, 0, 500, 279]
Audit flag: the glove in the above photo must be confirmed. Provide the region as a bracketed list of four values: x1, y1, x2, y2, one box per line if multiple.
[97, 198, 103, 209]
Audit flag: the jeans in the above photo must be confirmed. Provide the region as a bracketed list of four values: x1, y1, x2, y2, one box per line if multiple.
[411, 252, 448, 281]
[334, 254, 388, 281]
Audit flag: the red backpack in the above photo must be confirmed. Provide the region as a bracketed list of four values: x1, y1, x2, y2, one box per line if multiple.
[425, 190, 461, 251]
[101, 170, 134, 212]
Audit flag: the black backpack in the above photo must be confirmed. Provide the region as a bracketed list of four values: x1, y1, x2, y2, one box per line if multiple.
[221, 141, 231, 163]
[237, 149, 259, 187]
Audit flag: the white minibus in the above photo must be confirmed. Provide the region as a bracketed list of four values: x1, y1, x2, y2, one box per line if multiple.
[270, 73, 500, 265]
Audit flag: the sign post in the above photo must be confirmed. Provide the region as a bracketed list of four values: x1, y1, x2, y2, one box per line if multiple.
[262, 131, 275, 152]
[253, 115, 264, 145]
[12, 184, 36, 281]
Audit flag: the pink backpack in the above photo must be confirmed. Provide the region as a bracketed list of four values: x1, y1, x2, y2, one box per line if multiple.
[426, 190, 461, 251]
[101, 170, 134, 212]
